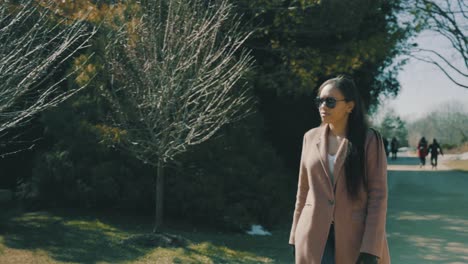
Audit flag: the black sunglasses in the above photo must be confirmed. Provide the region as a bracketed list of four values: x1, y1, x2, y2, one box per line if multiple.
[315, 97, 347, 108]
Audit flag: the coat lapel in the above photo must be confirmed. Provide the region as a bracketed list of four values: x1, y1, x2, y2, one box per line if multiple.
[315, 124, 333, 192]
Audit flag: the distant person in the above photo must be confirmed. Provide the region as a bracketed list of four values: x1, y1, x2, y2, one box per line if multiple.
[390, 137, 399, 160]
[383, 137, 389, 158]
[428, 139, 444, 169]
[289, 76, 390, 264]
[417, 137, 428, 168]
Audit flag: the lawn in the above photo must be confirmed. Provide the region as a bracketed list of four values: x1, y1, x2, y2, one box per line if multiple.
[0, 207, 293, 264]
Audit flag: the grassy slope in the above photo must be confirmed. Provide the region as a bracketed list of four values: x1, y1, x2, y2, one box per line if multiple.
[0, 208, 293, 264]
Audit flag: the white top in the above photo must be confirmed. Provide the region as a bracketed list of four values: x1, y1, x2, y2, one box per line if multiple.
[327, 153, 336, 184]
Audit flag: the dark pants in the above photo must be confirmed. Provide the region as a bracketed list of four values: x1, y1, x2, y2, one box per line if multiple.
[322, 224, 335, 264]
[419, 156, 426, 166]
[431, 154, 438, 167]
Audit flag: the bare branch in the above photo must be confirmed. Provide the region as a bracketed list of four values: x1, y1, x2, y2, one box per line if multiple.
[105, 0, 254, 164]
[411, 47, 467, 77]
[0, 0, 96, 140]
[408, 53, 468, 88]
[406, 0, 468, 88]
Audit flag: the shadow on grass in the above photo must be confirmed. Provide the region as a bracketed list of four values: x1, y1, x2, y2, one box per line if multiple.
[387, 169, 468, 263]
[0, 208, 284, 263]
[182, 242, 271, 264]
[0, 209, 152, 263]
[171, 228, 292, 264]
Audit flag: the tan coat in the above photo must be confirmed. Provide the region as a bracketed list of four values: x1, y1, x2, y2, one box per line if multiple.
[289, 124, 390, 264]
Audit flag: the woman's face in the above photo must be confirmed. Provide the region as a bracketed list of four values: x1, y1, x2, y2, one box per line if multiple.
[318, 84, 355, 127]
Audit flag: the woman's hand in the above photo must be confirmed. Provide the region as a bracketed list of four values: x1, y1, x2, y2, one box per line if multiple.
[356, 252, 378, 264]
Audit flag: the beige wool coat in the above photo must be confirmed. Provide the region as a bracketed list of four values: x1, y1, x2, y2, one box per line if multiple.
[289, 124, 390, 264]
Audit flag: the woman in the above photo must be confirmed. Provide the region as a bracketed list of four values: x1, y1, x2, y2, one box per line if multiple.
[289, 76, 390, 264]
[417, 137, 428, 168]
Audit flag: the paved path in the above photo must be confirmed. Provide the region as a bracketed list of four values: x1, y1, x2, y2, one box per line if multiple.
[386, 154, 468, 263]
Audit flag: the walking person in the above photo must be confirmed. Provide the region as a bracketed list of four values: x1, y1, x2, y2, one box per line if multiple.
[417, 137, 428, 168]
[428, 139, 444, 169]
[289, 76, 390, 264]
[383, 137, 389, 158]
[390, 137, 399, 160]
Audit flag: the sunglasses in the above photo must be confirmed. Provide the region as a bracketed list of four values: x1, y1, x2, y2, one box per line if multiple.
[315, 97, 347, 109]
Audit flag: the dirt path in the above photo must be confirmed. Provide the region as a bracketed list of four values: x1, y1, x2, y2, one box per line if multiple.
[386, 154, 468, 263]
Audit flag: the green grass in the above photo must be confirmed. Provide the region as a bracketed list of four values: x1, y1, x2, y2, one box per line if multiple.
[0, 208, 293, 264]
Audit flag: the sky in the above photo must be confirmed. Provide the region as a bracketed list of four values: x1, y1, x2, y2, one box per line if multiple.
[374, 30, 468, 122]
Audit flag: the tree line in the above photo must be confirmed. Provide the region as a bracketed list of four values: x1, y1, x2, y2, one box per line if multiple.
[377, 100, 467, 151]
[407, 101, 468, 148]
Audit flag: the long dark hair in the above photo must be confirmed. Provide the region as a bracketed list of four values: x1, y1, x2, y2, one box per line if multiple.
[318, 75, 368, 200]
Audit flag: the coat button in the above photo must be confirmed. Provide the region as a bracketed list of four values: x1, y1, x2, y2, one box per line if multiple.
[328, 199, 335, 205]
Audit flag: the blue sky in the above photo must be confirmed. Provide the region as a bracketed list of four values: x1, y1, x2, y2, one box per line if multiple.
[375, 30, 468, 121]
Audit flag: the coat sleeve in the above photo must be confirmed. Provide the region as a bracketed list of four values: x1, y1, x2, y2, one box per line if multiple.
[289, 133, 309, 245]
[360, 130, 388, 257]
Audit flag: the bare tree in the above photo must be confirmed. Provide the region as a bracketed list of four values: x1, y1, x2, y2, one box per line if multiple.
[0, 0, 95, 144]
[105, 0, 253, 231]
[407, 100, 468, 146]
[406, 0, 467, 88]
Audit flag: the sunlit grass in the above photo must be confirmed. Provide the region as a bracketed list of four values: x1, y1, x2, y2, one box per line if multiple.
[0, 237, 5, 255]
[188, 242, 272, 263]
[126, 243, 273, 264]
[0, 209, 282, 264]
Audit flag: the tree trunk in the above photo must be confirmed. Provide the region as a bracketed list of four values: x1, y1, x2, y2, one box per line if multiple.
[153, 159, 164, 232]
